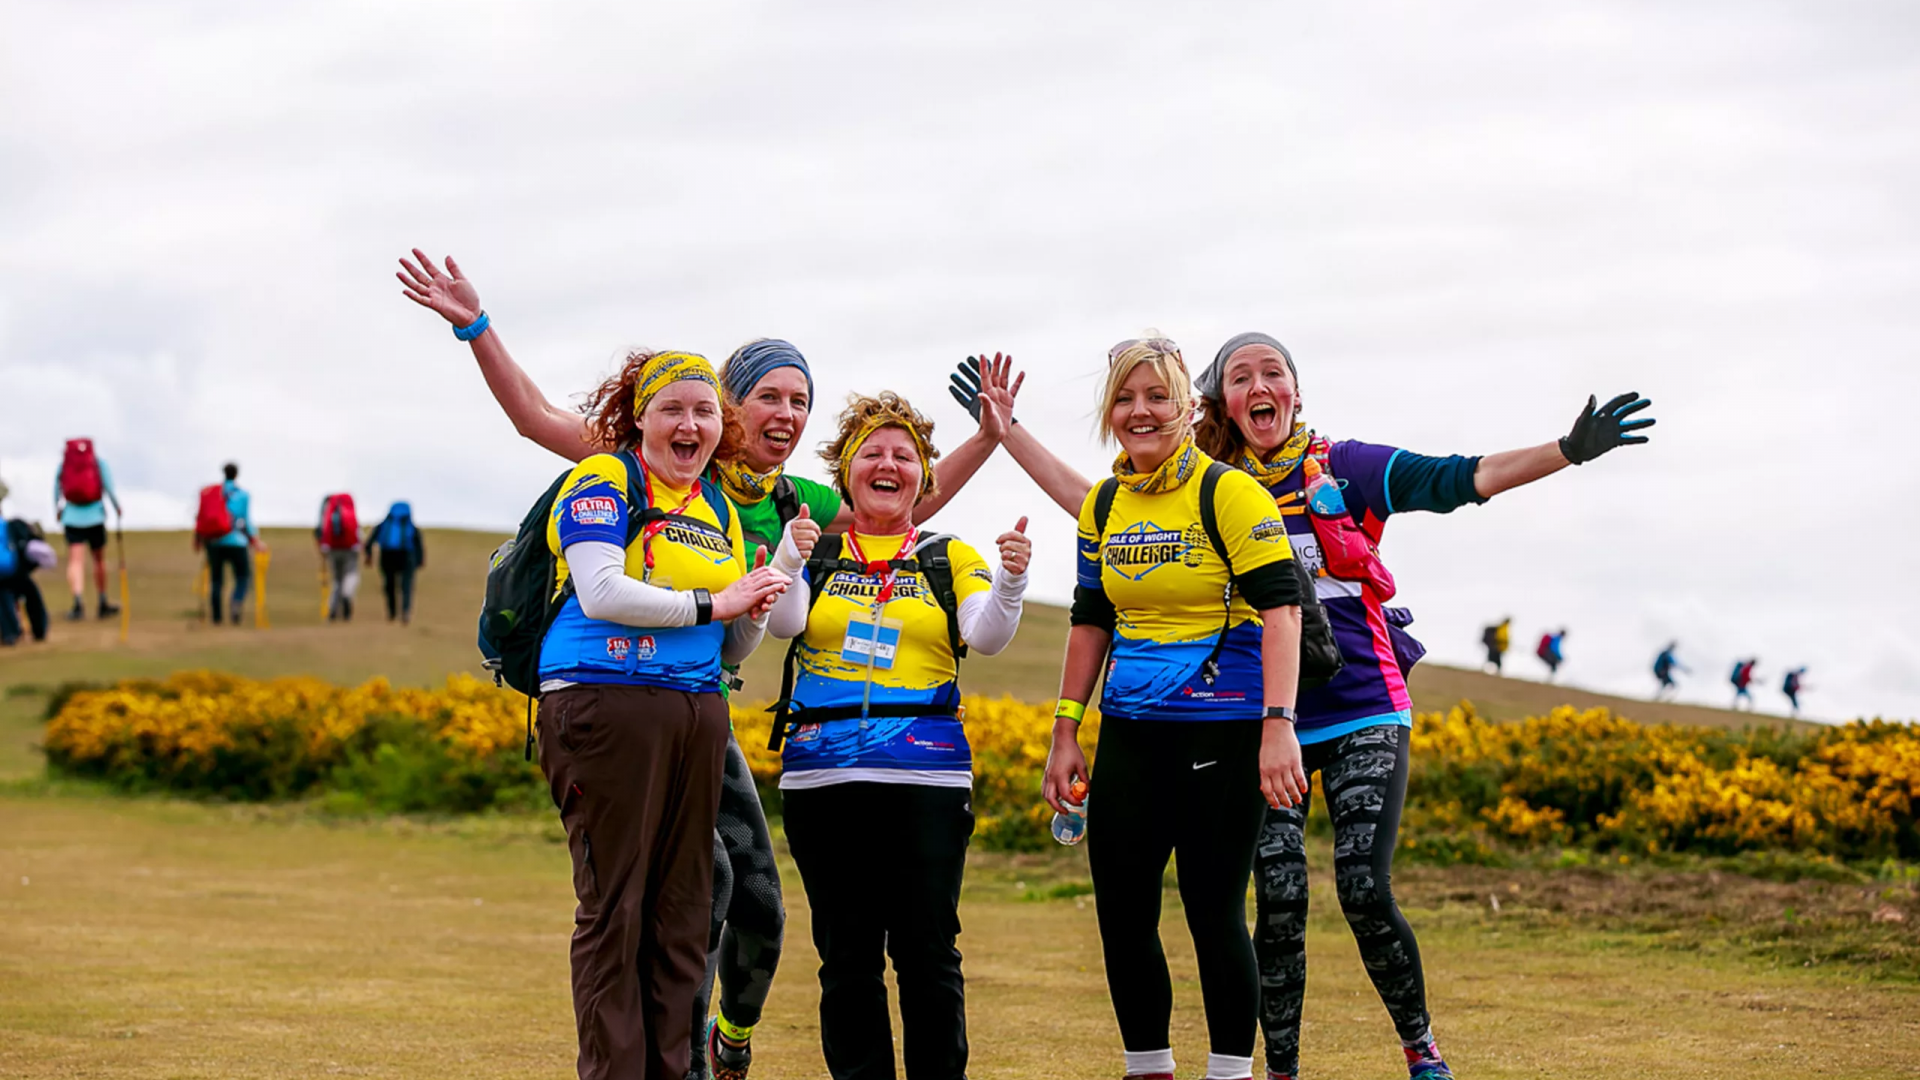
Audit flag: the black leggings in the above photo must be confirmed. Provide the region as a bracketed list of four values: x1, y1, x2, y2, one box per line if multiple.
[1254, 723, 1431, 1076]
[379, 550, 415, 620]
[688, 737, 786, 1069]
[1087, 717, 1266, 1057]
[784, 781, 973, 1080]
[206, 545, 251, 624]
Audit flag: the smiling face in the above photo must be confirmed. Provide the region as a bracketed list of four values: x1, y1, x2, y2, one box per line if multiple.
[1108, 362, 1186, 473]
[737, 366, 811, 473]
[638, 380, 723, 489]
[1221, 344, 1300, 457]
[845, 426, 923, 530]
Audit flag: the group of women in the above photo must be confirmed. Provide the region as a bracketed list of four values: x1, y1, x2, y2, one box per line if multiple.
[398, 249, 1655, 1080]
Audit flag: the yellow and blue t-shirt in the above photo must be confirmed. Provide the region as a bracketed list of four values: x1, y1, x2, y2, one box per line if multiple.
[781, 534, 994, 787]
[537, 453, 748, 693]
[1071, 455, 1300, 721]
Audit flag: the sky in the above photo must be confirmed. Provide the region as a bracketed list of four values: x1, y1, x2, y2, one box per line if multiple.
[2, 1, 1916, 721]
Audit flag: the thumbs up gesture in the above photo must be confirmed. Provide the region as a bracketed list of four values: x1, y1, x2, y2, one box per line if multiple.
[783, 502, 821, 563]
[996, 516, 1031, 576]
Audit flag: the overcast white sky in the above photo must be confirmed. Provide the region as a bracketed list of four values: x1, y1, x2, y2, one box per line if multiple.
[2, 1, 1915, 721]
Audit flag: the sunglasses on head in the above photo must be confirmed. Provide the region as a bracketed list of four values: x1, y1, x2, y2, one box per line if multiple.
[1107, 337, 1185, 367]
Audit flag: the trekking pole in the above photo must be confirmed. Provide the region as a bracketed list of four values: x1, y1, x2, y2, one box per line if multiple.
[195, 562, 209, 623]
[318, 555, 330, 621]
[255, 548, 271, 629]
[115, 516, 129, 643]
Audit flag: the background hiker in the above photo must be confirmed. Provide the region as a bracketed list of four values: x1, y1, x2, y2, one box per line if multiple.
[315, 492, 361, 621]
[1653, 642, 1688, 700]
[363, 501, 425, 624]
[54, 437, 122, 621]
[1536, 628, 1567, 682]
[1481, 617, 1510, 674]
[194, 462, 264, 625]
[1730, 657, 1759, 710]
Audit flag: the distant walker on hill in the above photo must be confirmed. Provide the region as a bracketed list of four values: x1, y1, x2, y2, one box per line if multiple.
[194, 462, 265, 626]
[1536, 627, 1567, 682]
[1730, 657, 1759, 711]
[1653, 641, 1688, 701]
[55, 437, 123, 622]
[1481, 617, 1510, 674]
[315, 493, 361, 622]
[363, 501, 425, 625]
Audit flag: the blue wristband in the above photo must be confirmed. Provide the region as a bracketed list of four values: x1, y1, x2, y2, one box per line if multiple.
[453, 311, 490, 342]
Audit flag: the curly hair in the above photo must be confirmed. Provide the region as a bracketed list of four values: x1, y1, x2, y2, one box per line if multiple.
[818, 391, 940, 508]
[1194, 399, 1247, 463]
[581, 348, 746, 462]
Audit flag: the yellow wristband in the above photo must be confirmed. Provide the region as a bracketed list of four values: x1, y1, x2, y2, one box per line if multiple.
[1054, 699, 1087, 724]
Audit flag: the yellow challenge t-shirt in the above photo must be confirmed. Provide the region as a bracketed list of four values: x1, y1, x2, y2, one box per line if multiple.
[1075, 455, 1294, 719]
[781, 533, 994, 784]
[537, 452, 748, 692]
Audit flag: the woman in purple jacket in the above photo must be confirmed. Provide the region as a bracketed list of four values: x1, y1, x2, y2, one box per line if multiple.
[952, 341, 1652, 1080]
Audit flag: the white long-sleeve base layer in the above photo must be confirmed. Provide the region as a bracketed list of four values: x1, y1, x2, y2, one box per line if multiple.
[537, 540, 770, 692]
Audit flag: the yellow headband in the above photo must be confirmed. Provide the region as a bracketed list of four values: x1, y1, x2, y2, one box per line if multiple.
[632, 351, 720, 416]
[839, 417, 936, 498]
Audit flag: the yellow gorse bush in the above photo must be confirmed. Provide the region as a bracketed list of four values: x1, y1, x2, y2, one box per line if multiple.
[43, 673, 1920, 859]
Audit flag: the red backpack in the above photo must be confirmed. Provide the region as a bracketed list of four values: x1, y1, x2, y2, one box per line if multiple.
[319, 493, 358, 550]
[195, 484, 234, 540]
[60, 439, 104, 505]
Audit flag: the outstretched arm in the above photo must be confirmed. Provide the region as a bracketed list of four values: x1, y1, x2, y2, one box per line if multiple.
[950, 353, 1093, 517]
[397, 249, 602, 463]
[1476, 391, 1655, 499]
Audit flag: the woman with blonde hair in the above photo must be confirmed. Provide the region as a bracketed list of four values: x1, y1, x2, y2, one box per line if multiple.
[764, 391, 1031, 1080]
[1042, 336, 1306, 1080]
[957, 337, 1653, 1080]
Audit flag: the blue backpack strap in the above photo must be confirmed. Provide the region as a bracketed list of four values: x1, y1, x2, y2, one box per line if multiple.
[698, 476, 733, 534]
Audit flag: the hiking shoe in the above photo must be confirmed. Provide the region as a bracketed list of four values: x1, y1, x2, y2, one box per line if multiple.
[67, 599, 85, 620]
[708, 1019, 751, 1080]
[98, 600, 120, 620]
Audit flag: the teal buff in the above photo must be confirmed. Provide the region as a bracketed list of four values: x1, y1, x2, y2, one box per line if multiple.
[1196, 331, 1295, 402]
[723, 338, 813, 404]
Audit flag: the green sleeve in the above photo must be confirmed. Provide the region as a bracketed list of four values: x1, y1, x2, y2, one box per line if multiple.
[793, 476, 843, 524]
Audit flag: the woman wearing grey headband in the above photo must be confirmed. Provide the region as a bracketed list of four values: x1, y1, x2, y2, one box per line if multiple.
[952, 344, 1652, 1080]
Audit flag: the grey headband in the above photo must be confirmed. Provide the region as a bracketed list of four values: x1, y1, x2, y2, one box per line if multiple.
[1196, 332, 1296, 402]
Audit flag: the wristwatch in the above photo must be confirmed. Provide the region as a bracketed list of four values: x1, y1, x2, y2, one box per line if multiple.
[1263, 705, 1297, 724]
[693, 587, 713, 626]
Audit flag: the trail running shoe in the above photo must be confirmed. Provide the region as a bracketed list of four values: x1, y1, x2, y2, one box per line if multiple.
[98, 599, 120, 619]
[708, 1018, 751, 1080]
[68, 599, 85, 620]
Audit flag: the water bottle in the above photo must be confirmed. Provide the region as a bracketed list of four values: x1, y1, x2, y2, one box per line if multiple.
[1051, 780, 1089, 846]
[1302, 455, 1346, 518]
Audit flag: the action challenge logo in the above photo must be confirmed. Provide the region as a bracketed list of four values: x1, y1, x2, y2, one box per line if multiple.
[1103, 521, 1198, 580]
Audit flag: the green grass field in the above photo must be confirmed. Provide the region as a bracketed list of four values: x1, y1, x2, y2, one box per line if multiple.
[1, 529, 1911, 1078]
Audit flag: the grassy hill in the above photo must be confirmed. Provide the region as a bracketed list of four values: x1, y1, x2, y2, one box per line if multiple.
[0, 527, 1796, 777]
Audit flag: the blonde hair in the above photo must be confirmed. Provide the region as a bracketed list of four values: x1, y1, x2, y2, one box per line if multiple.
[818, 391, 941, 506]
[1096, 332, 1194, 445]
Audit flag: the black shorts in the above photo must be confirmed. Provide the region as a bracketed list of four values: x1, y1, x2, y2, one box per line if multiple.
[63, 524, 107, 551]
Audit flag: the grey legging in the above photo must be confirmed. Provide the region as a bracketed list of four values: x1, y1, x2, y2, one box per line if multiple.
[687, 736, 786, 1073]
[1254, 723, 1434, 1077]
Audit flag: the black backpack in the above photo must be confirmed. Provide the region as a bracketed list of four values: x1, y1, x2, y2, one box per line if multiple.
[1091, 462, 1343, 693]
[478, 449, 732, 757]
[765, 532, 966, 752]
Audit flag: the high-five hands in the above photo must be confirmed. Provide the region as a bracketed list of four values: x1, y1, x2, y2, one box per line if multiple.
[996, 516, 1031, 577]
[949, 353, 1024, 440]
[1559, 392, 1656, 465]
[397, 249, 482, 327]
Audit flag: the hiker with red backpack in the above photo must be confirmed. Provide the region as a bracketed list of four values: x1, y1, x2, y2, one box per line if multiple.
[314, 493, 361, 621]
[194, 462, 265, 625]
[1536, 628, 1568, 682]
[1731, 657, 1759, 711]
[54, 438, 123, 621]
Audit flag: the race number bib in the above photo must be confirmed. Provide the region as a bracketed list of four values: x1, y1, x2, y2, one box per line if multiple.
[842, 615, 903, 670]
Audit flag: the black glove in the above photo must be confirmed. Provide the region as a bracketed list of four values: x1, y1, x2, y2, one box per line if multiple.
[1559, 391, 1655, 464]
[946, 355, 1016, 425]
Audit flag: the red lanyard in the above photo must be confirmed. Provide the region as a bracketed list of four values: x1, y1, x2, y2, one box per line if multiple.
[637, 452, 701, 574]
[843, 526, 916, 607]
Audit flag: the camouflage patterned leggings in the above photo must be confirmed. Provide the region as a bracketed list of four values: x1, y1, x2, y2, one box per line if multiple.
[1253, 724, 1433, 1077]
[688, 737, 786, 1076]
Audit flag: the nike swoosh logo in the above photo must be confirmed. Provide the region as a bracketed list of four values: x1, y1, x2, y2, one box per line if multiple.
[1193, 761, 1216, 770]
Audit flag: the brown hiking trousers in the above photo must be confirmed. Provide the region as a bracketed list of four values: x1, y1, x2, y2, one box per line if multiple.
[539, 684, 728, 1080]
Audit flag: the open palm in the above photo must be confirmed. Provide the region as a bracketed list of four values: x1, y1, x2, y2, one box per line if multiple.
[397, 248, 481, 326]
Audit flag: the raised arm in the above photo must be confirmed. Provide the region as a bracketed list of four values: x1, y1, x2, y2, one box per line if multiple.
[397, 249, 603, 463]
[1474, 391, 1655, 499]
[950, 353, 1094, 517]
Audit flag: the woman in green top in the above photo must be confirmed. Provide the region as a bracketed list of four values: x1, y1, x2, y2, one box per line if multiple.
[398, 248, 1005, 1079]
